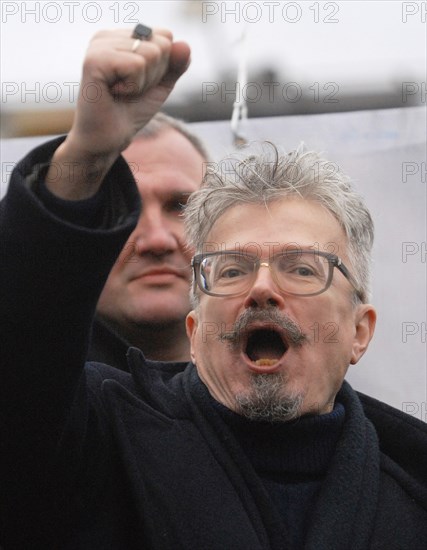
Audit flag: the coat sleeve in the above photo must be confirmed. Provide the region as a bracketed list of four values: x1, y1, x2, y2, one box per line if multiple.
[0, 137, 140, 546]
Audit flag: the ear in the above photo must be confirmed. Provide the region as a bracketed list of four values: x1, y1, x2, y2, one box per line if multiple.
[350, 304, 377, 364]
[186, 310, 198, 364]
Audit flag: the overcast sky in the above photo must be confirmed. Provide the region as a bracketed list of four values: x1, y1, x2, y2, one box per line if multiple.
[1, 1, 426, 112]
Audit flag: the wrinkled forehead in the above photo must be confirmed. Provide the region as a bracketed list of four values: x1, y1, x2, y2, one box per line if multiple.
[202, 198, 349, 260]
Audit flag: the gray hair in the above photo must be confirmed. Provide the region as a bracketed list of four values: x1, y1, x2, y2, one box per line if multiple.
[185, 143, 374, 304]
[134, 112, 210, 161]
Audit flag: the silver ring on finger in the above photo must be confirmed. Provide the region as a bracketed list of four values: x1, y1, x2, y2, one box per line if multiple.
[131, 39, 141, 53]
[131, 23, 152, 40]
[131, 23, 152, 53]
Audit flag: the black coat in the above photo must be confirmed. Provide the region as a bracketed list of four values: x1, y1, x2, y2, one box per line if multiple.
[88, 315, 131, 372]
[1, 140, 427, 549]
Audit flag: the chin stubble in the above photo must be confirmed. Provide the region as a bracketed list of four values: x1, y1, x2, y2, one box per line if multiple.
[235, 372, 304, 423]
[218, 307, 306, 422]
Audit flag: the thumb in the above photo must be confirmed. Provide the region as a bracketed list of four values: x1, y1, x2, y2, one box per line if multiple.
[160, 41, 191, 89]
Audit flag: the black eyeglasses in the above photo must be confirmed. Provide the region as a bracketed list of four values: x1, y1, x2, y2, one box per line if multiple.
[192, 250, 362, 300]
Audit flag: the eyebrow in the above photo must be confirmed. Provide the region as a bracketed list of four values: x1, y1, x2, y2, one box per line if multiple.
[165, 191, 193, 202]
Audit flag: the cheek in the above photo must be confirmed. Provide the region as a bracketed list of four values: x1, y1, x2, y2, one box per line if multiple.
[111, 239, 138, 274]
[309, 319, 356, 381]
[295, 299, 356, 360]
[182, 247, 194, 265]
[194, 315, 224, 351]
[192, 302, 238, 349]
[172, 221, 190, 248]
[99, 263, 122, 295]
[190, 320, 220, 371]
[299, 296, 354, 333]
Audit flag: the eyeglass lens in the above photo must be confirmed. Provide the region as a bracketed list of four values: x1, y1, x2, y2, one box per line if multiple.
[198, 251, 332, 296]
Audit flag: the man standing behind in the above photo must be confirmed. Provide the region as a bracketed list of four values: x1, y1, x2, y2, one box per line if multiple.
[88, 114, 208, 368]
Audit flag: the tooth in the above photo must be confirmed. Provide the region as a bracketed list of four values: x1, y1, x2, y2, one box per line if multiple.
[254, 358, 277, 366]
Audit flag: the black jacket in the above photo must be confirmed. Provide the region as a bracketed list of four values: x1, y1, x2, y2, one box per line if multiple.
[1, 140, 427, 549]
[88, 315, 131, 372]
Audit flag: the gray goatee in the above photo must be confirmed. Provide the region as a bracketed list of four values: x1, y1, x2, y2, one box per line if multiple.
[235, 373, 304, 423]
[220, 307, 307, 422]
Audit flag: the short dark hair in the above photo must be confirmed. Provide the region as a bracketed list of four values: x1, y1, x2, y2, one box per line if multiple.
[134, 112, 210, 161]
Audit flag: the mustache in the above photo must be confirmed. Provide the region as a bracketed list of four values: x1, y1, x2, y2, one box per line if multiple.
[218, 307, 307, 349]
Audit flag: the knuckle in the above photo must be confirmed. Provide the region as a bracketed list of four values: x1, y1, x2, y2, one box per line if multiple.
[155, 28, 173, 41]
[140, 42, 163, 65]
[82, 53, 99, 73]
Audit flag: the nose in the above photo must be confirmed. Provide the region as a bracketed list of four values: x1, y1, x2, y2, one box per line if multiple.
[243, 263, 286, 309]
[132, 210, 178, 257]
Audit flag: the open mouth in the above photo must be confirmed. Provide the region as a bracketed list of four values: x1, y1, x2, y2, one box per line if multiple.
[244, 328, 289, 366]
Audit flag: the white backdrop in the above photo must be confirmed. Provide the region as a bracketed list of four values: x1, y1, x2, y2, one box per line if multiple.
[1, 105, 426, 420]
